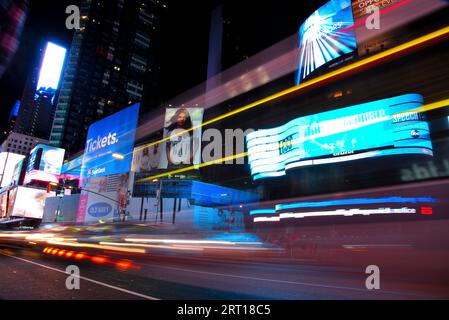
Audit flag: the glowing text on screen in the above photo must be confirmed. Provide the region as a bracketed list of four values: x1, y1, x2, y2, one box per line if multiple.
[246, 94, 433, 180]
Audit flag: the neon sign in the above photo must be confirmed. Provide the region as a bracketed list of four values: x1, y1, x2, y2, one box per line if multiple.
[296, 0, 357, 84]
[246, 94, 433, 180]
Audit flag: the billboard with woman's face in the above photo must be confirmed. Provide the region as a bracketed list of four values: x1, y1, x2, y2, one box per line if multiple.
[158, 108, 204, 170]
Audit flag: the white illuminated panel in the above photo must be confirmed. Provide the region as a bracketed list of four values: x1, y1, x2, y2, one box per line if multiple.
[10, 187, 56, 219]
[0, 152, 25, 188]
[36, 42, 67, 91]
[253, 207, 417, 223]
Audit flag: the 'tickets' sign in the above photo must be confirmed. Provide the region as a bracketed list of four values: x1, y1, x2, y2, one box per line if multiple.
[81, 103, 140, 181]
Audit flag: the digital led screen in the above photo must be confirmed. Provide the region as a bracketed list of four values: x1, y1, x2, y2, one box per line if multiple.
[296, 0, 357, 85]
[24, 144, 65, 184]
[250, 196, 438, 223]
[12, 158, 24, 186]
[61, 155, 83, 179]
[0, 152, 25, 188]
[81, 103, 139, 181]
[8, 186, 55, 219]
[248, 179, 449, 224]
[246, 94, 433, 180]
[36, 42, 66, 94]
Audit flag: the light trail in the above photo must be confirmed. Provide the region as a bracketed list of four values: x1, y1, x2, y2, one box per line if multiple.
[73, 25, 449, 181]
[135, 24, 449, 154]
[138, 95, 449, 182]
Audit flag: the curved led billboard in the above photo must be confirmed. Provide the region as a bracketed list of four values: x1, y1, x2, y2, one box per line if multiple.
[296, 0, 357, 85]
[246, 94, 433, 180]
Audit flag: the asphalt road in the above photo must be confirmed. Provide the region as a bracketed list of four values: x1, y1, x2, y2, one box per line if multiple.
[1, 247, 448, 300]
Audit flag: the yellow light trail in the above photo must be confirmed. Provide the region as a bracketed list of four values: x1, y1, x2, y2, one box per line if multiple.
[93, 25, 449, 182]
[140, 152, 248, 181]
[410, 98, 449, 113]
[138, 96, 449, 182]
[134, 25, 449, 155]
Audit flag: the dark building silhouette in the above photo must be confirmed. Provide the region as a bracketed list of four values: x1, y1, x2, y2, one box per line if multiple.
[49, 0, 167, 156]
[14, 41, 65, 140]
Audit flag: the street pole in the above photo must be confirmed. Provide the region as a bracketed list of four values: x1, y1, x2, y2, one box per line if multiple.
[172, 197, 177, 224]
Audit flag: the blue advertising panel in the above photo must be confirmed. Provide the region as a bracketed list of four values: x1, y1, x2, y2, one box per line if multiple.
[296, 0, 357, 85]
[61, 155, 83, 176]
[246, 94, 433, 180]
[81, 104, 140, 180]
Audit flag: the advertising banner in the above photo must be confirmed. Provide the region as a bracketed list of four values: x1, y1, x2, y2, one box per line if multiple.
[24, 144, 65, 184]
[350, 0, 448, 57]
[0, 152, 25, 188]
[76, 104, 138, 224]
[0, 192, 7, 217]
[246, 94, 433, 180]
[12, 158, 24, 186]
[296, 0, 357, 84]
[36, 42, 67, 102]
[7, 186, 55, 219]
[76, 173, 130, 223]
[158, 108, 204, 170]
[81, 103, 139, 181]
[61, 155, 83, 176]
[131, 144, 162, 173]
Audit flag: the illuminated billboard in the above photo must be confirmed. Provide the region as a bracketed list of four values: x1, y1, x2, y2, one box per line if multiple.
[81, 103, 140, 181]
[24, 144, 65, 184]
[76, 173, 130, 224]
[246, 94, 433, 180]
[250, 195, 439, 223]
[132, 144, 162, 172]
[7, 186, 55, 219]
[0, 152, 25, 188]
[158, 108, 204, 170]
[36, 42, 67, 98]
[61, 155, 83, 180]
[296, 0, 357, 84]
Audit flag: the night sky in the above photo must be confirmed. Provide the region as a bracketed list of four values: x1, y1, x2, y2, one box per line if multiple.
[0, 0, 326, 135]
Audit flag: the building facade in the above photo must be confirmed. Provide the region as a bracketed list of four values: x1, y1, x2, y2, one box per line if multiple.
[0, 131, 48, 156]
[49, 0, 167, 156]
[14, 41, 66, 140]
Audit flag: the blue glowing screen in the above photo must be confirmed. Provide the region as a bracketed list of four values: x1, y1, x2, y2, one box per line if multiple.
[246, 94, 433, 180]
[296, 0, 357, 85]
[81, 104, 140, 181]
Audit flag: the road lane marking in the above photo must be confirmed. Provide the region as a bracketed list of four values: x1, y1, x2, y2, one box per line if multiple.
[145, 263, 422, 298]
[0, 252, 159, 300]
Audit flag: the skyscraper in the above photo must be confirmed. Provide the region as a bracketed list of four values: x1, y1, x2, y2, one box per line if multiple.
[14, 41, 67, 140]
[49, 0, 167, 156]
